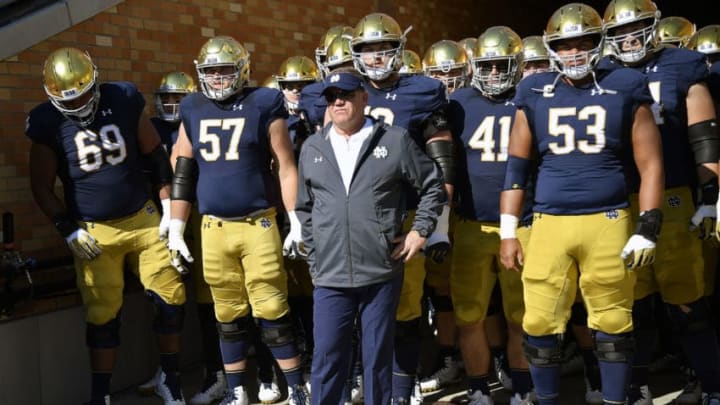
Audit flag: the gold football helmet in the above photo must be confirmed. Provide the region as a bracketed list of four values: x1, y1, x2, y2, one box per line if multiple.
[351, 13, 410, 80]
[275, 56, 319, 111]
[457, 37, 479, 60]
[154, 72, 196, 122]
[602, 0, 660, 64]
[261, 75, 280, 90]
[688, 24, 720, 62]
[323, 35, 354, 76]
[42, 47, 100, 126]
[399, 50, 423, 75]
[657, 16, 696, 48]
[544, 3, 604, 80]
[315, 25, 354, 77]
[423, 40, 469, 94]
[472, 26, 523, 95]
[195, 35, 250, 100]
[521, 35, 553, 77]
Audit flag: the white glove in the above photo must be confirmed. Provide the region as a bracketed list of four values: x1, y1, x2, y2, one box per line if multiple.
[689, 204, 716, 240]
[158, 199, 171, 241]
[283, 210, 306, 259]
[65, 229, 102, 260]
[167, 218, 193, 275]
[424, 205, 451, 263]
[620, 234, 656, 269]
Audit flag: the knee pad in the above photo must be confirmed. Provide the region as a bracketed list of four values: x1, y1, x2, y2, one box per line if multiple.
[523, 334, 563, 367]
[594, 331, 634, 363]
[149, 291, 185, 335]
[259, 315, 296, 348]
[395, 318, 421, 344]
[86, 317, 121, 349]
[429, 289, 454, 313]
[217, 315, 253, 342]
[570, 302, 588, 326]
[666, 298, 715, 335]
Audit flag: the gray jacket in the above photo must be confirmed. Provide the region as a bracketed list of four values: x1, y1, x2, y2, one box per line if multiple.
[296, 119, 446, 288]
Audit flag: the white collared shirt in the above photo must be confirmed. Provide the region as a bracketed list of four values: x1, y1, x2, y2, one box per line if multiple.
[329, 118, 373, 194]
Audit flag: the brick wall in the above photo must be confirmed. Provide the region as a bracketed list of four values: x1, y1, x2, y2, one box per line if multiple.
[0, 0, 485, 259]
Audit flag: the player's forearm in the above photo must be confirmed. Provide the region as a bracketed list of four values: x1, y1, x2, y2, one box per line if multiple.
[279, 166, 299, 212]
[499, 189, 525, 218]
[637, 165, 664, 212]
[31, 187, 67, 221]
[170, 200, 191, 221]
[158, 184, 171, 201]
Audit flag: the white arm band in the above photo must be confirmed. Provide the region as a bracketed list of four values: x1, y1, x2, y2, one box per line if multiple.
[500, 214, 519, 239]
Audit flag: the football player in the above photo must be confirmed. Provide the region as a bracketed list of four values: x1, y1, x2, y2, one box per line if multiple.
[27, 47, 187, 405]
[135, 72, 228, 405]
[520, 35, 554, 78]
[657, 16, 696, 48]
[350, 12, 454, 404]
[301, 26, 355, 132]
[167, 36, 309, 405]
[499, 3, 665, 404]
[446, 25, 534, 405]
[415, 39, 468, 395]
[399, 49, 424, 76]
[603, 1, 720, 403]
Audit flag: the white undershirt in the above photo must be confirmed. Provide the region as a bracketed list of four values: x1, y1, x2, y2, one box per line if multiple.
[329, 118, 373, 194]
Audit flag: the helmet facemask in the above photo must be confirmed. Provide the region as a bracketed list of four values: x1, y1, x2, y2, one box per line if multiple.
[546, 33, 604, 80]
[605, 18, 658, 63]
[196, 64, 245, 101]
[471, 56, 519, 96]
[352, 41, 404, 81]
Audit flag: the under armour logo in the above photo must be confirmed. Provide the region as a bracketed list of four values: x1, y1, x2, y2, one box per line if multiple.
[385, 93, 397, 101]
[330, 74, 340, 83]
[373, 146, 388, 159]
[314, 156, 323, 163]
[605, 210, 619, 219]
[668, 195, 681, 208]
[232, 104, 243, 111]
[100, 109, 112, 116]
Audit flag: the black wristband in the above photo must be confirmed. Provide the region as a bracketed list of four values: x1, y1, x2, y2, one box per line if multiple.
[52, 213, 79, 237]
[635, 208, 663, 242]
[700, 178, 719, 205]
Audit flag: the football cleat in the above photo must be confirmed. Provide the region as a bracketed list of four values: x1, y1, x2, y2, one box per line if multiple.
[257, 379, 281, 404]
[419, 355, 461, 392]
[287, 383, 311, 405]
[138, 366, 162, 395]
[154, 370, 186, 405]
[628, 384, 653, 405]
[494, 354, 513, 391]
[189, 370, 227, 405]
[675, 379, 702, 405]
[350, 373, 363, 404]
[584, 378, 603, 405]
[509, 392, 534, 405]
[219, 386, 249, 405]
[467, 389, 494, 405]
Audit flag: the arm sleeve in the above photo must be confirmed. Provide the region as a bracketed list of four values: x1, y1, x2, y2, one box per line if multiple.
[400, 129, 447, 235]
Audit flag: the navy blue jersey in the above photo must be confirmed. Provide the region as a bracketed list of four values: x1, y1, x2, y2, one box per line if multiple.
[364, 75, 448, 150]
[449, 87, 533, 222]
[513, 64, 652, 215]
[621, 48, 709, 191]
[150, 117, 179, 154]
[180, 87, 288, 217]
[26, 82, 150, 221]
[298, 81, 325, 129]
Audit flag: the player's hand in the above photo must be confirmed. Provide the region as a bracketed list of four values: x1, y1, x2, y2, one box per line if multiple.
[424, 232, 450, 263]
[283, 211, 306, 260]
[499, 238, 524, 272]
[391, 230, 426, 263]
[424, 205, 451, 263]
[158, 199, 171, 241]
[167, 219, 192, 275]
[65, 229, 102, 260]
[620, 234, 656, 269]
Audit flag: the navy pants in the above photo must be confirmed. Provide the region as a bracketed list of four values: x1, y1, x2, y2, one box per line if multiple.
[311, 271, 403, 405]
